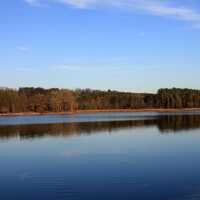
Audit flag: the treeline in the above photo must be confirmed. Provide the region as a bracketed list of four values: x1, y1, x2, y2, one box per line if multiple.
[0, 87, 200, 113]
[0, 88, 76, 113]
[157, 88, 200, 108]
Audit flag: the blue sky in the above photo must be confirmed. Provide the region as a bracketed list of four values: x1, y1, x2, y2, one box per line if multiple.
[1, 0, 200, 93]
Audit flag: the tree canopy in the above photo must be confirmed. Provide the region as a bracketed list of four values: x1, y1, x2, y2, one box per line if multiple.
[0, 87, 200, 113]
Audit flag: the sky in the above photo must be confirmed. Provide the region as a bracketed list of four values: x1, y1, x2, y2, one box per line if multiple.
[1, 0, 200, 93]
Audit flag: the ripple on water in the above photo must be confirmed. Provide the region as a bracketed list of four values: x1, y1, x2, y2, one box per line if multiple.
[26, 175, 80, 199]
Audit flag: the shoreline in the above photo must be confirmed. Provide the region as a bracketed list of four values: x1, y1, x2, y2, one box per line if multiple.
[1, 108, 200, 117]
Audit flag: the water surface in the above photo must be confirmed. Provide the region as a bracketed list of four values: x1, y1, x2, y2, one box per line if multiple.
[1, 112, 200, 200]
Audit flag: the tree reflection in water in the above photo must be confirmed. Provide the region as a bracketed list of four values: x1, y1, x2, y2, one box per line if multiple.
[0, 114, 200, 140]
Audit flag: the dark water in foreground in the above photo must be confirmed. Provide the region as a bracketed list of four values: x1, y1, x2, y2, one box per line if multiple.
[1, 112, 200, 200]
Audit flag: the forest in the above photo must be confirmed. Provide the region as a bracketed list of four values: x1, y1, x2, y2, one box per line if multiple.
[0, 87, 200, 113]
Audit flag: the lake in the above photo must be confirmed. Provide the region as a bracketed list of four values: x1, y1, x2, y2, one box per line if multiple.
[1, 112, 200, 200]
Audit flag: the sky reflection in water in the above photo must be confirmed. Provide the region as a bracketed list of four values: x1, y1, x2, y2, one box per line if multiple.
[0, 113, 200, 200]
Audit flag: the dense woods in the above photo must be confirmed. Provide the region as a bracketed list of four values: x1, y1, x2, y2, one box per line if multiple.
[0, 87, 200, 113]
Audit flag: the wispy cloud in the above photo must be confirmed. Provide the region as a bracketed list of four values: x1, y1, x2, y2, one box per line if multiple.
[131, 1, 200, 26]
[53, 63, 124, 72]
[24, 0, 200, 28]
[55, 64, 82, 71]
[17, 46, 29, 52]
[16, 67, 37, 72]
[24, 0, 39, 6]
[52, 62, 158, 73]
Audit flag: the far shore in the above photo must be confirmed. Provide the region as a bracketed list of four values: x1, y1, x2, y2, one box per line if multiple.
[1, 108, 200, 117]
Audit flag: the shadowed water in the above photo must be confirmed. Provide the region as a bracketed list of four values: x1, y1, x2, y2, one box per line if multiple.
[1, 112, 200, 200]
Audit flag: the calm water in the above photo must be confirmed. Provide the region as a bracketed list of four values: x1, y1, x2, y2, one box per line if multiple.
[1, 112, 200, 200]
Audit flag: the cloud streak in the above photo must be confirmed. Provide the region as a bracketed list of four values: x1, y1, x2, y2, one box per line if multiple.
[24, 0, 39, 6]
[52, 62, 158, 73]
[17, 46, 29, 52]
[25, 0, 200, 27]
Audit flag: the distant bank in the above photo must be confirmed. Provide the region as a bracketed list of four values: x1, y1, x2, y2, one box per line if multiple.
[1, 87, 200, 114]
[1, 108, 200, 117]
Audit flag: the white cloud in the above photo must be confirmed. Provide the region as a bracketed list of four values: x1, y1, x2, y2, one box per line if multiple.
[132, 1, 200, 24]
[24, 0, 200, 27]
